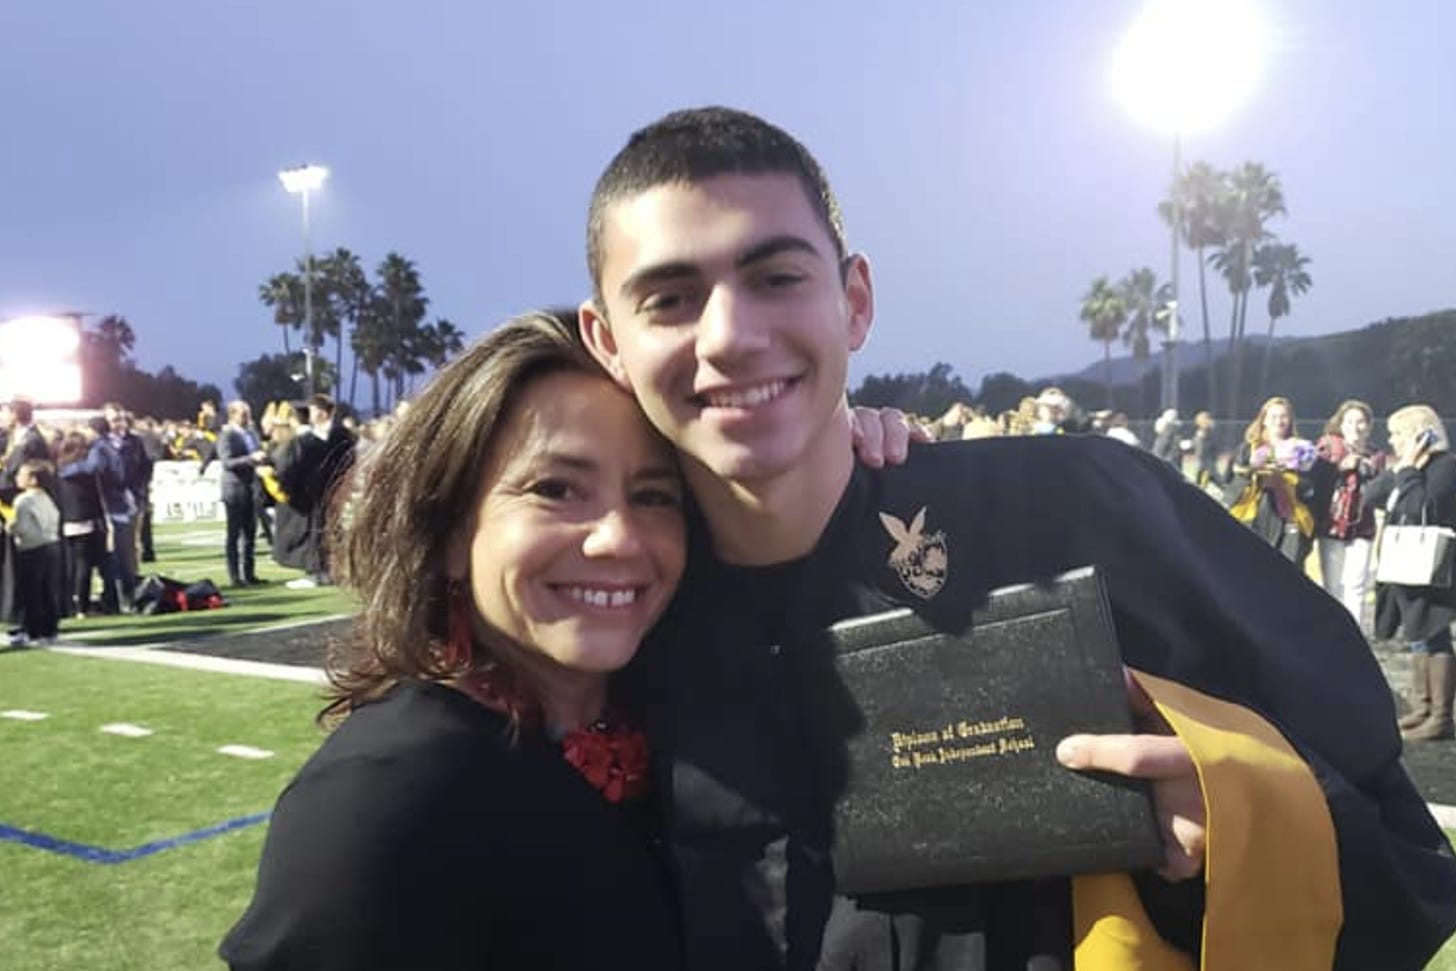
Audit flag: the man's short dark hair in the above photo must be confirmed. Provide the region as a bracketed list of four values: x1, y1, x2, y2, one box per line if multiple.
[11, 399, 33, 425]
[308, 393, 336, 417]
[586, 106, 848, 304]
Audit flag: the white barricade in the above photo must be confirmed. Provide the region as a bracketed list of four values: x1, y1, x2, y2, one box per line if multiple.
[150, 460, 224, 523]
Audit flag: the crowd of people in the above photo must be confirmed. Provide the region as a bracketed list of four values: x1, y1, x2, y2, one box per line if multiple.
[0, 399, 155, 644]
[927, 387, 1456, 743]
[0, 392, 378, 644]
[219, 107, 1455, 970]
[208, 394, 357, 589]
[931, 395, 1444, 623]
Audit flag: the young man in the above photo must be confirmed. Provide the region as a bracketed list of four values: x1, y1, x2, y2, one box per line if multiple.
[1, 398, 53, 502]
[580, 107, 1456, 970]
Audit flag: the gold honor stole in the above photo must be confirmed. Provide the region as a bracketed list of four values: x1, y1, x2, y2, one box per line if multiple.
[1228, 471, 1315, 538]
[258, 466, 289, 505]
[1071, 669, 1342, 970]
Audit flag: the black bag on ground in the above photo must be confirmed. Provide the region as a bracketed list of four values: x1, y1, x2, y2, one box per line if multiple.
[184, 579, 228, 611]
[133, 575, 229, 614]
[133, 574, 189, 615]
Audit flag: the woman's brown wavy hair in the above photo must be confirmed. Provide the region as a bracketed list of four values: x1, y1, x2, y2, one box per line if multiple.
[319, 310, 603, 724]
[1242, 396, 1297, 448]
[1322, 399, 1373, 438]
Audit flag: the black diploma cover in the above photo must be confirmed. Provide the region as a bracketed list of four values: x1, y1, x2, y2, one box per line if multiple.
[827, 566, 1163, 893]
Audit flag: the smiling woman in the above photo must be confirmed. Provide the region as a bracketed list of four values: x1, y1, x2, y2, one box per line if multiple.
[219, 310, 687, 970]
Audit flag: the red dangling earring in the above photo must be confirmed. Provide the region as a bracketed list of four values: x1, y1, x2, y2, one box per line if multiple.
[443, 580, 474, 670]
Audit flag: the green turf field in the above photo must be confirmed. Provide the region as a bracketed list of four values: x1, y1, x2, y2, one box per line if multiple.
[0, 650, 324, 971]
[5, 646, 1455, 969]
[61, 521, 355, 646]
[1436, 933, 1456, 971]
[5, 522, 1455, 968]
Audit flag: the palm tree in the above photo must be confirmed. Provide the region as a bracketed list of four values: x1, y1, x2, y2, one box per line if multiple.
[299, 254, 336, 392]
[373, 253, 429, 412]
[1252, 241, 1313, 399]
[94, 314, 136, 359]
[418, 318, 466, 369]
[1159, 161, 1228, 411]
[1211, 162, 1285, 418]
[393, 317, 469, 396]
[318, 248, 372, 407]
[350, 295, 391, 416]
[431, 318, 465, 364]
[1079, 277, 1128, 407]
[1118, 267, 1172, 416]
[258, 272, 305, 355]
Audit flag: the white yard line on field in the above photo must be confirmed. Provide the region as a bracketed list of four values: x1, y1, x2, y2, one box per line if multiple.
[173, 532, 228, 546]
[1427, 803, 1456, 830]
[100, 722, 154, 737]
[38, 613, 349, 682]
[45, 645, 327, 685]
[61, 613, 353, 644]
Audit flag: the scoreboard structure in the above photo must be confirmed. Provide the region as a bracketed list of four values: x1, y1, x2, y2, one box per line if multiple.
[0, 314, 83, 405]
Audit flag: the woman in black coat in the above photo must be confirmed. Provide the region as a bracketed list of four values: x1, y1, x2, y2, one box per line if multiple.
[55, 429, 107, 617]
[1366, 405, 1456, 741]
[221, 313, 687, 969]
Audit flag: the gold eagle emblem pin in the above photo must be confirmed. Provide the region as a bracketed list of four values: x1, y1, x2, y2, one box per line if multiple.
[879, 506, 948, 599]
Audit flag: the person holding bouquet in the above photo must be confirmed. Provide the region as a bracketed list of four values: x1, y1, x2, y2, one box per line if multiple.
[1227, 396, 1318, 563]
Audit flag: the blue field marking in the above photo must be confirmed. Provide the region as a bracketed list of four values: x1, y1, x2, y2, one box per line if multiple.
[0, 811, 270, 864]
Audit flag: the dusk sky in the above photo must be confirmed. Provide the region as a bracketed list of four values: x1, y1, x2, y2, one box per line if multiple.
[3, 0, 1451, 402]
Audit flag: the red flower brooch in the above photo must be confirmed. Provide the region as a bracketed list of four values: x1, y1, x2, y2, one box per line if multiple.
[454, 668, 650, 804]
[561, 713, 650, 804]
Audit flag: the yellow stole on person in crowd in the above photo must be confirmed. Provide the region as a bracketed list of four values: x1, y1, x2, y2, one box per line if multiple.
[1071, 670, 1341, 970]
[1228, 470, 1315, 538]
[258, 466, 289, 505]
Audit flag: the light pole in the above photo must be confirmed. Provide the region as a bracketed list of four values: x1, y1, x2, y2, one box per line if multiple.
[278, 164, 329, 398]
[1112, 0, 1266, 415]
[1163, 133, 1182, 412]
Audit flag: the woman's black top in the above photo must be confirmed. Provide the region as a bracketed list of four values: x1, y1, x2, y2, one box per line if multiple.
[57, 466, 102, 526]
[221, 679, 682, 970]
[1367, 450, 1456, 642]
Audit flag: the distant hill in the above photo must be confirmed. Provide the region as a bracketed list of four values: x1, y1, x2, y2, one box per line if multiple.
[1052, 335, 1290, 387]
[1027, 308, 1456, 420]
[855, 309, 1456, 423]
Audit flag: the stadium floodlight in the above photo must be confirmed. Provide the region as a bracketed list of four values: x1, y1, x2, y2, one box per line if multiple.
[1111, 0, 1268, 412]
[1111, 0, 1268, 136]
[0, 315, 83, 405]
[277, 164, 329, 195]
[277, 164, 329, 397]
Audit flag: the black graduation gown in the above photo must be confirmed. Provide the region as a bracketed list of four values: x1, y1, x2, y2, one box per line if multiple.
[268, 434, 325, 573]
[638, 435, 1456, 971]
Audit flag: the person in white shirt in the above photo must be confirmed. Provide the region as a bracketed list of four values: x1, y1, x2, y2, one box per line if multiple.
[10, 460, 62, 645]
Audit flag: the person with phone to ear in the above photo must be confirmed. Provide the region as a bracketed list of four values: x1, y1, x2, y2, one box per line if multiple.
[1367, 405, 1456, 740]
